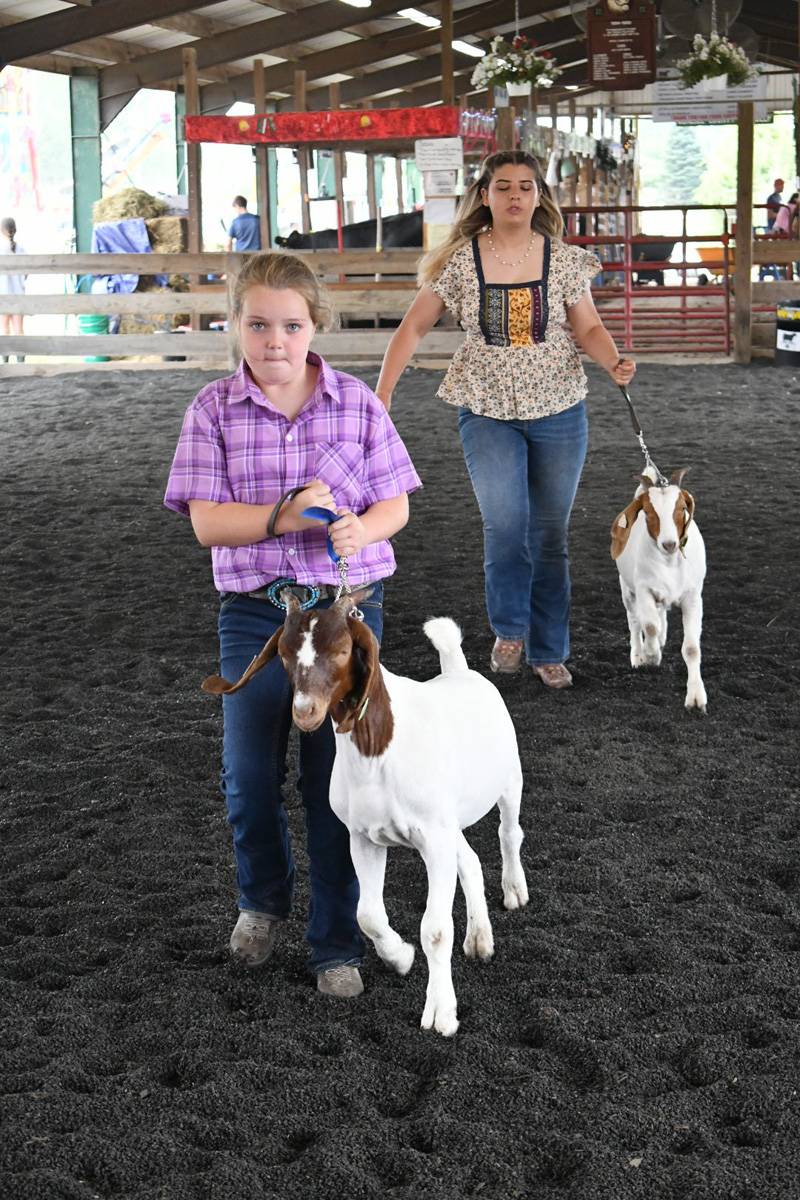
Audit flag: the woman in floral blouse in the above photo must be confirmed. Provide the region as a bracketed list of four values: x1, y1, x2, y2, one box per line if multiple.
[376, 150, 636, 688]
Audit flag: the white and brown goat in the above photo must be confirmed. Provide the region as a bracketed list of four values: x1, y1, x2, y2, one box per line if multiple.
[610, 467, 707, 712]
[202, 593, 528, 1037]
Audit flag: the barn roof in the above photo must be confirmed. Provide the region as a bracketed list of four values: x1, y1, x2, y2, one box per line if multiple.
[1, 0, 796, 131]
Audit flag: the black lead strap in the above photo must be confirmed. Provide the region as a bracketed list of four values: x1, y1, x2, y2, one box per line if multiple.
[618, 384, 669, 486]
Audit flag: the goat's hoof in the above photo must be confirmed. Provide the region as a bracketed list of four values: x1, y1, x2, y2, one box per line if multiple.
[393, 942, 415, 975]
[421, 1003, 459, 1037]
[685, 690, 708, 714]
[463, 924, 494, 960]
[502, 877, 529, 910]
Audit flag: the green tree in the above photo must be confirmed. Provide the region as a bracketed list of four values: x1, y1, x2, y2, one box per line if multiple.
[660, 125, 706, 204]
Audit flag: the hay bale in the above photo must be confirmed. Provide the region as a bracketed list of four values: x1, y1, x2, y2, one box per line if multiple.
[93, 188, 168, 223]
[145, 216, 187, 254]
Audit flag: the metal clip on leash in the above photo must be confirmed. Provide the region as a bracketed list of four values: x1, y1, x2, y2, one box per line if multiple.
[302, 506, 363, 619]
[618, 385, 669, 487]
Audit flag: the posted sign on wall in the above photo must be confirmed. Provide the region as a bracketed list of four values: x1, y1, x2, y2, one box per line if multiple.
[587, 0, 656, 90]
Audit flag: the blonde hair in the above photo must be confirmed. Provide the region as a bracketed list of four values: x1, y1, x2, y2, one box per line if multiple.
[231, 251, 335, 331]
[418, 151, 563, 287]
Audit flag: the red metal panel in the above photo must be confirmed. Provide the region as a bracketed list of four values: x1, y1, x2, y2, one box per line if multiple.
[185, 107, 461, 146]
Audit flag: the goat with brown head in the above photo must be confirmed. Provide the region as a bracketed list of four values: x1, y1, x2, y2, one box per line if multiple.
[610, 468, 695, 561]
[202, 588, 394, 754]
[609, 466, 707, 712]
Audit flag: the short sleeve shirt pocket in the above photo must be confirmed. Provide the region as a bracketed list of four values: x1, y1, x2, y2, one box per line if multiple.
[315, 440, 366, 508]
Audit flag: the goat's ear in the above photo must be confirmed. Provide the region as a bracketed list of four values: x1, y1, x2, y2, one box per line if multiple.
[202, 626, 283, 695]
[333, 585, 374, 615]
[610, 496, 643, 560]
[671, 467, 690, 488]
[335, 618, 381, 733]
[681, 489, 695, 527]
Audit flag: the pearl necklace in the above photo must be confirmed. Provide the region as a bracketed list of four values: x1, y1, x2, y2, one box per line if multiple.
[485, 226, 537, 267]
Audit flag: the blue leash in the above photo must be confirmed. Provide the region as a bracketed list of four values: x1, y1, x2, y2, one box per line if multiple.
[302, 505, 342, 562]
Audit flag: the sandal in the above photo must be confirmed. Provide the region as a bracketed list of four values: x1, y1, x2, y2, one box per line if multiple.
[531, 663, 573, 689]
[490, 637, 524, 674]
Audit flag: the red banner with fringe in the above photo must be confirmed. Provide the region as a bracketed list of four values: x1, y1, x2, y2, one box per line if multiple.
[185, 107, 460, 146]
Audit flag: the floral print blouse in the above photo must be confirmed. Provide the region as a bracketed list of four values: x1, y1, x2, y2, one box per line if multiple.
[428, 235, 601, 420]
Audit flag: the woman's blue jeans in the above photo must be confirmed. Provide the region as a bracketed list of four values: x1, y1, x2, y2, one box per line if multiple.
[217, 585, 384, 973]
[458, 402, 588, 666]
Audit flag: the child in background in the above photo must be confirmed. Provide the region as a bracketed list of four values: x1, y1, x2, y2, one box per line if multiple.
[165, 252, 421, 998]
[0, 217, 27, 363]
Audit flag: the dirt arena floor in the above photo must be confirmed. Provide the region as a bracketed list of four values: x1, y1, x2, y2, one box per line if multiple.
[2, 360, 798, 1200]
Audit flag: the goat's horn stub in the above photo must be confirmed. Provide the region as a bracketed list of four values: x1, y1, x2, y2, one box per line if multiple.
[202, 674, 232, 695]
[335, 585, 374, 611]
[670, 467, 690, 487]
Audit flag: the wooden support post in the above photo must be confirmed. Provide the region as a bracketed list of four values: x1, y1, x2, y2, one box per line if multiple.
[294, 69, 311, 234]
[734, 100, 754, 364]
[569, 98, 576, 132]
[182, 48, 202, 329]
[69, 71, 102, 254]
[329, 83, 347, 235]
[496, 107, 515, 152]
[225, 253, 241, 369]
[440, 0, 454, 107]
[253, 59, 271, 250]
[395, 157, 405, 213]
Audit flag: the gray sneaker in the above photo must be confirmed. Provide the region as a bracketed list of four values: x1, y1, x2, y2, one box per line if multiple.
[316, 964, 364, 998]
[229, 910, 280, 967]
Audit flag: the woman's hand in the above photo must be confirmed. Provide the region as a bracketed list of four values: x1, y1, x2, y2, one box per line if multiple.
[609, 357, 636, 386]
[330, 509, 369, 558]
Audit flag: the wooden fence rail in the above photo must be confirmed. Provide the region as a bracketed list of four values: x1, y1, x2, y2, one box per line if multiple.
[0, 251, 425, 369]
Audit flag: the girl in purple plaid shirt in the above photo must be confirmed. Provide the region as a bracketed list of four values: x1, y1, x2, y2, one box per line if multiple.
[165, 252, 421, 998]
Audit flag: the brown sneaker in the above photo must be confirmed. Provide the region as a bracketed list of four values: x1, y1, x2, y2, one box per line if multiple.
[229, 910, 280, 967]
[531, 663, 573, 689]
[316, 964, 364, 998]
[490, 637, 524, 674]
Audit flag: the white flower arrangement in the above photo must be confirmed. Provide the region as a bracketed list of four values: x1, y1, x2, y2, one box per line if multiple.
[676, 32, 759, 89]
[470, 34, 562, 91]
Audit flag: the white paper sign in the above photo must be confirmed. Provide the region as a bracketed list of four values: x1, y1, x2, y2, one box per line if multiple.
[652, 68, 769, 124]
[424, 170, 458, 197]
[415, 137, 464, 172]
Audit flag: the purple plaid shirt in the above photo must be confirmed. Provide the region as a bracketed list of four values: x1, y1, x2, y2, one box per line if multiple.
[164, 353, 422, 592]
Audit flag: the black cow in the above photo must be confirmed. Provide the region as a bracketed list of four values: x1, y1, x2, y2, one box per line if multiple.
[632, 240, 675, 287]
[276, 210, 422, 250]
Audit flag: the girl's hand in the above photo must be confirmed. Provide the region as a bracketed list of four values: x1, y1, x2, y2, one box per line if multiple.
[280, 480, 336, 532]
[330, 509, 368, 558]
[609, 357, 636, 386]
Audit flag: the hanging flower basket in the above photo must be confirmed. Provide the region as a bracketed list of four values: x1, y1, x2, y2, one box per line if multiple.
[471, 35, 562, 92]
[676, 33, 759, 90]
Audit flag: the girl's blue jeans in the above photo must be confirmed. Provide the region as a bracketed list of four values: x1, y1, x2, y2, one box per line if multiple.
[458, 401, 588, 666]
[217, 585, 384, 973]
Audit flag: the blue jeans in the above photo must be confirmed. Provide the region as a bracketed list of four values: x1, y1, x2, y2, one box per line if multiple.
[217, 584, 384, 973]
[458, 402, 588, 665]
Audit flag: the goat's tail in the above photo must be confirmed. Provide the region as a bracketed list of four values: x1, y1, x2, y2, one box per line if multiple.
[423, 617, 469, 674]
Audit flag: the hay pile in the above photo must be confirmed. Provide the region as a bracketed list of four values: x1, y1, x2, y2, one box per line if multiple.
[92, 188, 168, 223]
[145, 216, 187, 254]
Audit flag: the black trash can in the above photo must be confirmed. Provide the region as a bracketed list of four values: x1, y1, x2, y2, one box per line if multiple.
[775, 301, 800, 365]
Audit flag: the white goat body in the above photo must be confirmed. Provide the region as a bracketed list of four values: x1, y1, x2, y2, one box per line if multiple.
[202, 606, 528, 1038]
[610, 468, 707, 711]
[330, 618, 528, 1037]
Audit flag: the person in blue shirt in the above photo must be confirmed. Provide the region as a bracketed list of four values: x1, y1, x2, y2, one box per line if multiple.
[226, 196, 262, 252]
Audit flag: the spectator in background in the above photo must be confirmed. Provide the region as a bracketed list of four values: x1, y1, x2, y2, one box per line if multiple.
[0, 216, 27, 363]
[773, 192, 799, 238]
[225, 196, 262, 253]
[765, 178, 785, 230]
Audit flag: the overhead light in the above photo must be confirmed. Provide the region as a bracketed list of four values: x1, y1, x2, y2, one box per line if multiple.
[453, 40, 484, 57]
[338, 0, 372, 7]
[565, 84, 580, 90]
[398, 7, 440, 28]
